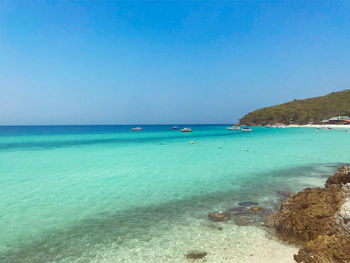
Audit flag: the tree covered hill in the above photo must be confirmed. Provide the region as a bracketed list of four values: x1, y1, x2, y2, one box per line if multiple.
[239, 89, 350, 125]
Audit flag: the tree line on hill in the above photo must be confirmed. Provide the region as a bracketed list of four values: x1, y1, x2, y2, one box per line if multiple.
[239, 89, 350, 125]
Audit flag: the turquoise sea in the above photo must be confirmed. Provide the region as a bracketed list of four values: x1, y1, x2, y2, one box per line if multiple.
[1, 125, 349, 263]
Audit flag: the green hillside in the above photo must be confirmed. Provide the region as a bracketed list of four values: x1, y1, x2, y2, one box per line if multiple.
[239, 89, 350, 125]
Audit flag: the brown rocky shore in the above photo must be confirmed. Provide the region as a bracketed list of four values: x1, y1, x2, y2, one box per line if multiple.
[189, 166, 350, 262]
[273, 166, 350, 263]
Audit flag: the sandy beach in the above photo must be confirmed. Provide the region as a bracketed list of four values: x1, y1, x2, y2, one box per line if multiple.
[288, 124, 350, 129]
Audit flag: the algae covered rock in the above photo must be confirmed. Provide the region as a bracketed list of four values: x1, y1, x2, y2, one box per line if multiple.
[250, 206, 262, 213]
[294, 233, 350, 263]
[273, 166, 350, 263]
[274, 184, 344, 244]
[325, 166, 350, 187]
[208, 211, 231, 222]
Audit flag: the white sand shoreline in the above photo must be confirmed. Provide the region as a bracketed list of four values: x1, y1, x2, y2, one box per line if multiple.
[287, 124, 350, 128]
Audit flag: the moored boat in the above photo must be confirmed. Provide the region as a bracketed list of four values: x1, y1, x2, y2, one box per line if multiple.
[131, 127, 142, 131]
[241, 127, 252, 132]
[227, 126, 241, 131]
[181, 128, 192, 132]
[172, 126, 179, 130]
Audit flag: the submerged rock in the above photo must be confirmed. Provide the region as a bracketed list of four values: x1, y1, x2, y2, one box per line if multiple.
[238, 201, 259, 206]
[228, 204, 273, 227]
[276, 190, 292, 198]
[228, 206, 246, 212]
[250, 206, 262, 213]
[186, 251, 207, 259]
[205, 223, 223, 231]
[235, 218, 250, 226]
[273, 166, 350, 263]
[208, 211, 231, 222]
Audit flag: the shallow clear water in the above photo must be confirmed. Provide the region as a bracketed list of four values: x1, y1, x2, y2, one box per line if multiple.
[0, 125, 349, 262]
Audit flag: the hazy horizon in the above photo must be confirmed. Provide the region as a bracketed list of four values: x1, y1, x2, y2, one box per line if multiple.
[0, 123, 232, 127]
[1, 1, 350, 125]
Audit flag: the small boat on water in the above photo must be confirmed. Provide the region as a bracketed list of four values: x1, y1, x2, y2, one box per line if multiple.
[131, 127, 142, 131]
[181, 128, 192, 132]
[227, 126, 241, 131]
[241, 127, 252, 132]
[172, 126, 179, 130]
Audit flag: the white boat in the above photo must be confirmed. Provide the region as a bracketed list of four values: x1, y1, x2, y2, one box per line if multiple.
[227, 126, 241, 131]
[131, 127, 142, 131]
[181, 128, 192, 132]
[172, 126, 179, 130]
[241, 127, 252, 132]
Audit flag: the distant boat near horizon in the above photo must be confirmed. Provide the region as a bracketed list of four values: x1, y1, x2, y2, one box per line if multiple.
[131, 127, 142, 131]
[172, 126, 179, 130]
[227, 126, 241, 131]
[241, 127, 252, 132]
[181, 128, 192, 132]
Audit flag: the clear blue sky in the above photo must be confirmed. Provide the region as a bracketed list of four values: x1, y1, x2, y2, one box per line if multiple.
[1, 1, 350, 125]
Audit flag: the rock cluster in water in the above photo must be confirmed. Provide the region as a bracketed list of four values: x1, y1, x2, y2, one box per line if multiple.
[273, 166, 350, 263]
[208, 203, 269, 226]
[208, 211, 231, 222]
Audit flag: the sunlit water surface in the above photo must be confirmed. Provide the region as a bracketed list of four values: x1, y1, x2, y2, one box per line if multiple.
[1, 125, 349, 262]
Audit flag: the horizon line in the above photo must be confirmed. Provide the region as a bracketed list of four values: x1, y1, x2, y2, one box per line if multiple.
[0, 123, 235, 127]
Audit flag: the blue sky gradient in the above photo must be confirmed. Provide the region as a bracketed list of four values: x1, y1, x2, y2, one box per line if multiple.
[1, 1, 350, 125]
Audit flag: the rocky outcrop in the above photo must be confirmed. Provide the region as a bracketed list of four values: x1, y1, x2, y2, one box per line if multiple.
[274, 184, 344, 244]
[325, 166, 350, 187]
[273, 166, 350, 263]
[294, 233, 350, 263]
[337, 198, 350, 233]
